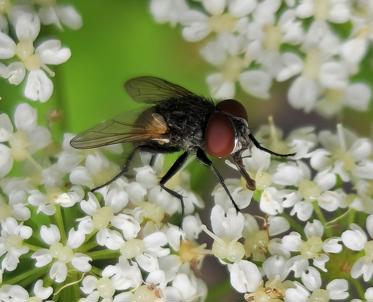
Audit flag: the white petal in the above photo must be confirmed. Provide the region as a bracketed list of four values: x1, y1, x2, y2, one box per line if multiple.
[282, 232, 302, 252]
[14, 103, 37, 131]
[67, 229, 85, 249]
[366, 215, 373, 239]
[288, 76, 319, 112]
[340, 38, 367, 66]
[36, 40, 71, 65]
[344, 83, 371, 111]
[207, 73, 235, 99]
[276, 52, 303, 82]
[304, 220, 323, 238]
[6, 62, 26, 85]
[328, 2, 350, 23]
[341, 229, 366, 251]
[50, 261, 67, 283]
[272, 163, 304, 186]
[24, 70, 53, 102]
[239, 70, 272, 99]
[301, 267, 321, 291]
[33, 279, 53, 299]
[181, 11, 209, 42]
[228, 0, 256, 17]
[323, 238, 342, 253]
[202, 0, 225, 15]
[268, 216, 290, 236]
[0, 32, 15, 59]
[211, 205, 244, 240]
[56, 5, 83, 30]
[40, 224, 60, 245]
[71, 254, 92, 272]
[15, 12, 40, 41]
[319, 61, 348, 89]
[0, 144, 13, 177]
[326, 279, 349, 300]
[260, 187, 283, 216]
[263, 255, 288, 280]
[228, 260, 261, 293]
[31, 249, 53, 267]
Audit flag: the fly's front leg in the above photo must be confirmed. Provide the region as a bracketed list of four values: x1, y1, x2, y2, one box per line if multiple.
[91, 146, 140, 192]
[196, 148, 240, 212]
[159, 151, 189, 216]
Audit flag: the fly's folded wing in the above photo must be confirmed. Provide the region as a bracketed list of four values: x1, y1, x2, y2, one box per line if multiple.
[124, 76, 196, 103]
[70, 108, 169, 149]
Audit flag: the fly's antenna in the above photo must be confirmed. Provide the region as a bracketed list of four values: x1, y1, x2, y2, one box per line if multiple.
[248, 133, 295, 157]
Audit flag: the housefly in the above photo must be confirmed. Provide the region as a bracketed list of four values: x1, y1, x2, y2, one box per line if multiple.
[70, 76, 294, 214]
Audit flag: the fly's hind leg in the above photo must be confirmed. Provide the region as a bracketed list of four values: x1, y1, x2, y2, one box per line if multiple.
[159, 151, 189, 216]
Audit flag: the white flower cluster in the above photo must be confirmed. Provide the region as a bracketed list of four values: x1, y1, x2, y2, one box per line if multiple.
[0, 103, 373, 301]
[0, 0, 82, 102]
[150, 0, 373, 116]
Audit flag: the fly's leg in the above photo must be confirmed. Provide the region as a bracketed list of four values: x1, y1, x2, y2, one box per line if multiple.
[196, 148, 240, 212]
[232, 154, 256, 191]
[159, 151, 189, 216]
[249, 133, 295, 157]
[91, 146, 140, 192]
[149, 154, 158, 167]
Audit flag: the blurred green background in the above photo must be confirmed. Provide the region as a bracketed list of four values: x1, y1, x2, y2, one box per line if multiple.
[0, 1, 372, 300]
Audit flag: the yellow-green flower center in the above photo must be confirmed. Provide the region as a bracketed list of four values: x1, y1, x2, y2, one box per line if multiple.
[92, 206, 113, 229]
[96, 277, 115, 298]
[49, 242, 73, 263]
[209, 14, 236, 33]
[120, 239, 145, 259]
[300, 236, 323, 259]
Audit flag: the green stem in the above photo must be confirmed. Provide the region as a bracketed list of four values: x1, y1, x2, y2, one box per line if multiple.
[24, 242, 42, 252]
[351, 278, 365, 299]
[313, 202, 332, 237]
[54, 205, 67, 243]
[5, 266, 49, 285]
[76, 238, 98, 253]
[91, 266, 102, 276]
[347, 208, 357, 225]
[326, 209, 352, 227]
[282, 212, 304, 235]
[86, 250, 120, 260]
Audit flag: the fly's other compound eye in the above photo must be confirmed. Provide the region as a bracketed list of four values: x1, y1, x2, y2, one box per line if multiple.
[217, 99, 248, 120]
[205, 112, 235, 158]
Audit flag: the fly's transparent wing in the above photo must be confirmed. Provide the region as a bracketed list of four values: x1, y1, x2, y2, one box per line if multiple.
[124, 76, 196, 103]
[70, 107, 169, 149]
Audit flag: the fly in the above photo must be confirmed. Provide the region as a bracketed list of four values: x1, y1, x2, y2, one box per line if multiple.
[70, 76, 294, 214]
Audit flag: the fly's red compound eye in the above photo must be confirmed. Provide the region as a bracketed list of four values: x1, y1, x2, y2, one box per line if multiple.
[205, 112, 235, 158]
[217, 99, 248, 120]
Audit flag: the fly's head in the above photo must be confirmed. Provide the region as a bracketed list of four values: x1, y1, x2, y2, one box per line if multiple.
[204, 99, 251, 159]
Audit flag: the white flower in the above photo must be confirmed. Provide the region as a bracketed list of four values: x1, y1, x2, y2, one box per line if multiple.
[0, 280, 53, 301]
[0, 12, 71, 101]
[78, 191, 132, 250]
[36, 1, 82, 30]
[69, 151, 120, 189]
[341, 215, 373, 281]
[285, 278, 349, 302]
[228, 260, 262, 293]
[283, 220, 342, 273]
[0, 217, 32, 271]
[202, 205, 245, 263]
[150, 0, 188, 26]
[180, 0, 256, 42]
[295, 0, 351, 23]
[0, 103, 51, 177]
[28, 185, 84, 216]
[310, 124, 373, 183]
[32, 224, 91, 283]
